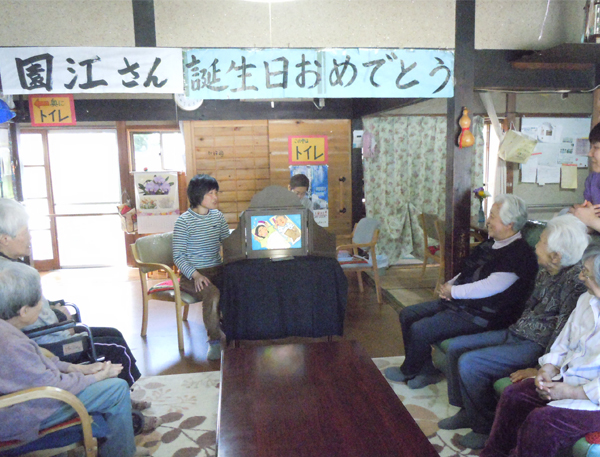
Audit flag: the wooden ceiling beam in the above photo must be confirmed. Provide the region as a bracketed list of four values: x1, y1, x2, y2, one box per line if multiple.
[475, 50, 596, 91]
[511, 62, 594, 71]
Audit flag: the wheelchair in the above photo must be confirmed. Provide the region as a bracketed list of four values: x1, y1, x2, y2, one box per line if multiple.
[23, 300, 103, 364]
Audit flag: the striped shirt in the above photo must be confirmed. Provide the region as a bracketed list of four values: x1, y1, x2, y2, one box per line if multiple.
[539, 292, 600, 411]
[173, 208, 230, 279]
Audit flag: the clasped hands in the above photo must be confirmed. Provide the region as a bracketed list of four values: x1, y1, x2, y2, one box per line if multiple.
[68, 361, 123, 381]
[534, 363, 586, 402]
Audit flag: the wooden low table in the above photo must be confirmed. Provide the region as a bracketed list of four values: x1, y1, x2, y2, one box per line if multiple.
[217, 341, 439, 457]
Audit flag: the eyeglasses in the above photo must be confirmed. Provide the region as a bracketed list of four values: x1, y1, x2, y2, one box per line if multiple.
[291, 189, 307, 198]
[581, 266, 595, 281]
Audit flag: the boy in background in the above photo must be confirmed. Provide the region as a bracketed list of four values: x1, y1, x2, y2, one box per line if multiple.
[288, 173, 312, 210]
[173, 174, 230, 360]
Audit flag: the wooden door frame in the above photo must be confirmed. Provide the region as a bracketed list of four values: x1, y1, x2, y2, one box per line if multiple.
[21, 126, 125, 270]
[19, 129, 60, 271]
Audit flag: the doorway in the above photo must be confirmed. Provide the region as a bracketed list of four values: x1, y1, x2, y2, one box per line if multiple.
[19, 129, 125, 269]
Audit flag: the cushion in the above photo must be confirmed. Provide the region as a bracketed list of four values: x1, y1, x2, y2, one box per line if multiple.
[148, 279, 176, 294]
[428, 245, 440, 255]
[586, 432, 600, 445]
[0, 414, 108, 456]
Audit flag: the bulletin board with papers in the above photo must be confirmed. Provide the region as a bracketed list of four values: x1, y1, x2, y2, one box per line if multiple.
[520, 117, 591, 188]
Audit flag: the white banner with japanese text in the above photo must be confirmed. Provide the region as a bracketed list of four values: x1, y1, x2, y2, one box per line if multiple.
[183, 48, 454, 99]
[0, 47, 184, 95]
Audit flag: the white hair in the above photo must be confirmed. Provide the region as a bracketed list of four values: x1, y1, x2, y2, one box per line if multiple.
[545, 214, 590, 267]
[583, 243, 600, 285]
[0, 199, 29, 237]
[494, 194, 528, 232]
[0, 262, 42, 320]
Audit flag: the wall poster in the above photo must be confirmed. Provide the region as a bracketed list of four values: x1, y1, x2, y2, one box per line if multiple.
[290, 165, 329, 227]
[134, 171, 180, 234]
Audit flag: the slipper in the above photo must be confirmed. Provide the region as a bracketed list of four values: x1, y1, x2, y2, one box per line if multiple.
[141, 415, 163, 433]
[459, 431, 489, 449]
[438, 408, 472, 430]
[132, 411, 163, 435]
[407, 372, 444, 389]
[131, 399, 152, 411]
[383, 367, 413, 383]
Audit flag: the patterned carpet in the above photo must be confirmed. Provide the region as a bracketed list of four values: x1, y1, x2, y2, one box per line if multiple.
[132, 355, 480, 457]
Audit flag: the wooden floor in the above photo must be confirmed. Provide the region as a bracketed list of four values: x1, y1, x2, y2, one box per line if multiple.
[39, 264, 437, 377]
[379, 264, 441, 310]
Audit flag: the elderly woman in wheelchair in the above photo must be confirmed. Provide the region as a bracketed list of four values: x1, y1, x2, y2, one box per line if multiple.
[0, 199, 142, 381]
[0, 198, 161, 435]
[0, 261, 151, 457]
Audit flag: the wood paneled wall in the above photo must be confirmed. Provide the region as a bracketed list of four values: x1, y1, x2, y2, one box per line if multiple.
[268, 119, 352, 236]
[184, 120, 270, 227]
[183, 118, 352, 236]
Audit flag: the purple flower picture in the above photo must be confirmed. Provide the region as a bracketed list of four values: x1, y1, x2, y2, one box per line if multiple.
[138, 175, 174, 196]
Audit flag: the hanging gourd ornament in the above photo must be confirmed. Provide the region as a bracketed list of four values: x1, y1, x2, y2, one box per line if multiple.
[458, 107, 475, 148]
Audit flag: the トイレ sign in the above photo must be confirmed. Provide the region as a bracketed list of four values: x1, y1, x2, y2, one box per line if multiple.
[288, 136, 329, 165]
[29, 94, 76, 126]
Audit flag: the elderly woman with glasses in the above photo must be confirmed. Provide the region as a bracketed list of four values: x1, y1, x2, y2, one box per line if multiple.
[480, 243, 600, 457]
[0, 262, 148, 457]
[0, 198, 141, 387]
[385, 194, 539, 389]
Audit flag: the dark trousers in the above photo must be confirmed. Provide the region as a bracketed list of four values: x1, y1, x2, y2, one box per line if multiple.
[84, 327, 141, 387]
[481, 378, 600, 457]
[446, 330, 544, 434]
[399, 299, 485, 377]
[179, 265, 223, 341]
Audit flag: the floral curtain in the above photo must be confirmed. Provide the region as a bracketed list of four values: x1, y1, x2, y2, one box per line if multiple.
[362, 115, 484, 265]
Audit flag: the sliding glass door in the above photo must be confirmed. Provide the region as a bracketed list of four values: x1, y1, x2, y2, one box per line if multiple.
[20, 129, 125, 269]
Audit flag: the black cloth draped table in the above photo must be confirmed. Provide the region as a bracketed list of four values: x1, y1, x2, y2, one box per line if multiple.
[221, 256, 348, 342]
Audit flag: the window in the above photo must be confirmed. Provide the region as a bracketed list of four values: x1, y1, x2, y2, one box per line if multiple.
[483, 121, 502, 202]
[130, 131, 186, 172]
[0, 127, 15, 199]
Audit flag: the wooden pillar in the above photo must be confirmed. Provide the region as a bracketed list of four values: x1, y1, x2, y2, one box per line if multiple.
[116, 121, 137, 266]
[351, 118, 366, 226]
[445, 0, 476, 279]
[132, 0, 156, 47]
[504, 93, 517, 194]
[8, 122, 23, 201]
[593, 84, 600, 128]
